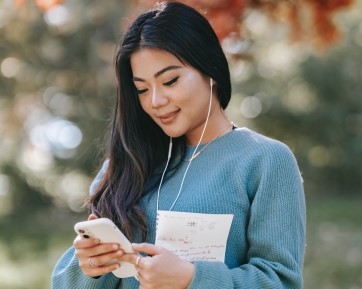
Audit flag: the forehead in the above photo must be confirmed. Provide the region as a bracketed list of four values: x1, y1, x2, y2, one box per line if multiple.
[130, 48, 184, 76]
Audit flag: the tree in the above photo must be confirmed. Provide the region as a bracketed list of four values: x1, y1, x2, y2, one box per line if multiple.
[0, 0, 130, 255]
[132, 0, 355, 49]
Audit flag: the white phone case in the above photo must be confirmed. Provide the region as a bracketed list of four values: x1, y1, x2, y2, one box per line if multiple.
[74, 218, 137, 278]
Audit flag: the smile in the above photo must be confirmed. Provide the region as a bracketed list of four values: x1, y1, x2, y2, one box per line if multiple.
[158, 110, 180, 124]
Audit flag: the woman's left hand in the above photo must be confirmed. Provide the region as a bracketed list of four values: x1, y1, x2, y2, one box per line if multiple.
[119, 243, 194, 289]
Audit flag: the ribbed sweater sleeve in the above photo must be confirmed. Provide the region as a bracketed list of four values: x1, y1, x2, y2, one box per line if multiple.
[51, 247, 120, 289]
[186, 135, 305, 289]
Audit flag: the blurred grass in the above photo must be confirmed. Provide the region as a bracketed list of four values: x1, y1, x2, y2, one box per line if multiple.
[0, 195, 361, 289]
[304, 194, 362, 289]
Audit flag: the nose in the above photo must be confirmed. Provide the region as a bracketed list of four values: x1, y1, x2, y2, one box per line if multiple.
[151, 87, 169, 108]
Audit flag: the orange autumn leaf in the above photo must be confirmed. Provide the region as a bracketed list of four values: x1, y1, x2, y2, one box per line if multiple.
[35, 0, 63, 11]
[302, 0, 354, 47]
[14, 0, 26, 8]
[13, 0, 63, 11]
[133, 0, 355, 49]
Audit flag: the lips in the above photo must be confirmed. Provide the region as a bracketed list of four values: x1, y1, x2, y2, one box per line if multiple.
[158, 109, 180, 124]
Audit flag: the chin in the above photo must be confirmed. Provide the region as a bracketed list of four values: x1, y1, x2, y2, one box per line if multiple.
[162, 128, 185, 138]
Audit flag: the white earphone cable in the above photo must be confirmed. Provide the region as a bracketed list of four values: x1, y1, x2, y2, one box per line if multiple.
[156, 78, 213, 211]
[156, 137, 173, 212]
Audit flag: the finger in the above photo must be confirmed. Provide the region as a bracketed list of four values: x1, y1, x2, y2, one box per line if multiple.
[136, 270, 147, 288]
[132, 243, 162, 256]
[73, 235, 100, 249]
[118, 252, 142, 265]
[88, 214, 98, 221]
[77, 243, 122, 260]
[81, 261, 120, 277]
[85, 249, 124, 267]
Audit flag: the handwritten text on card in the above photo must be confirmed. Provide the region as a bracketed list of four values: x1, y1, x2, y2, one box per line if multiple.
[155, 210, 234, 262]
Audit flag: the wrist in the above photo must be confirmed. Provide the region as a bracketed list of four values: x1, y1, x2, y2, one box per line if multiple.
[181, 261, 195, 289]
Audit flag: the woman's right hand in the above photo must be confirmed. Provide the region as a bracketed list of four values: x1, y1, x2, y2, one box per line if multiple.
[73, 214, 125, 277]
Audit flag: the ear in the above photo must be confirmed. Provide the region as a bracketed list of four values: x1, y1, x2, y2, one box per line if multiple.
[210, 78, 215, 87]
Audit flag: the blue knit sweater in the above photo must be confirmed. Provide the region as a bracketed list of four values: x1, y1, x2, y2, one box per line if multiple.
[51, 127, 306, 289]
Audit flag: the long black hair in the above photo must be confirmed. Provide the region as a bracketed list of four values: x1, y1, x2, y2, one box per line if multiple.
[86, 1, 231, 241]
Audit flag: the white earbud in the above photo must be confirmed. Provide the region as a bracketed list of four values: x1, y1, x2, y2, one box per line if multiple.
[210, 77, 213, 87]
[167, 137, 173, 158]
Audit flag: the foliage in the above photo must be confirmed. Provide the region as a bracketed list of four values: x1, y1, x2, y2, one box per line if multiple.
[133, 0, 355, 49]
[230, 28, 362, 194]
[0, 0, 127, 280]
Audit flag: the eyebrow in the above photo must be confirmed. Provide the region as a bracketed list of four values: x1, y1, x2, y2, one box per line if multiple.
[132, 65, 182, 82]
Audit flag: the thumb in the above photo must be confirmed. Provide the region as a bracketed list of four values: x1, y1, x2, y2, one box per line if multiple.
[132, 243, 163, 256]
[88, 214, 98, 221]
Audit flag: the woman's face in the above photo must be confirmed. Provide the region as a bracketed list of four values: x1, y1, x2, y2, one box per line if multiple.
[130, 48, 221, 144]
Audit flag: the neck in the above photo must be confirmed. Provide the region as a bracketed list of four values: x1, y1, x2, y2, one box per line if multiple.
[186, 110, 231, 145]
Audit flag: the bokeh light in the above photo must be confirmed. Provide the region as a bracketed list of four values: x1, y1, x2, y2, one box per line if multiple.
[29, 118, 83, 158]
[44, 4, 69, 27]
[308, 145, 331, 167]
[240, 96, 262, 119]
[1, 57, 21, 78]
[283, 80, 318, 113]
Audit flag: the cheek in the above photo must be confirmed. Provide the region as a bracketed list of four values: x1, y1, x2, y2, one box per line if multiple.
[182, 84, 211, 113]
[138, 96, 150, 113]
[138, 97, 160, 123]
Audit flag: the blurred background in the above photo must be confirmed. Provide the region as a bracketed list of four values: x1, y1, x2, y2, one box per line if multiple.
[0, 0, 361, 288]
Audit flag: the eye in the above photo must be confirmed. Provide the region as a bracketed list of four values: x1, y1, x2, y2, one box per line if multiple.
[164, 77, 178, 87]
[137, 89, 148, 95]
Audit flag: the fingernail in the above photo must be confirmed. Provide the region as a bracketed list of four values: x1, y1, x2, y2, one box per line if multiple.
[113, 244, 119, 250]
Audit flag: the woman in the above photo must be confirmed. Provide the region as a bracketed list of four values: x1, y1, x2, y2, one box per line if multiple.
[52, 2, 306, 289]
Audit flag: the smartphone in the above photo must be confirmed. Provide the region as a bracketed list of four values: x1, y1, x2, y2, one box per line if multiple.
[74, 218, 138, 278]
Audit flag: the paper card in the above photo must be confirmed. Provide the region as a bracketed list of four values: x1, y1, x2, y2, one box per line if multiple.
[155, 210, 234, 262]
